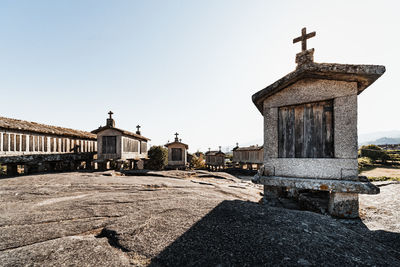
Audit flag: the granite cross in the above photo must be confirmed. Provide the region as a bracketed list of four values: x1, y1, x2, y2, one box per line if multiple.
[136, 125, 141, 131]
[175, 132, 179, 139]
[108, 111, 113, 119]
[293, 27, 316, 52]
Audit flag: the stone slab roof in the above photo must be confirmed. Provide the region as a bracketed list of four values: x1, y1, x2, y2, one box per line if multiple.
[165, 141, 188, 149]
[205, 151, 225, 156]
[252, 62, 386, 113]
[233, 145, 263, 151]
[0, 116, 96, 139]
[91, 125, 150, 141]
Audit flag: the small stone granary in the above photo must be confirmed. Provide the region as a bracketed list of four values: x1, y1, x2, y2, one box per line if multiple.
[252, 28, 385, 218]
[91, 111, 150, 170]
[232, 144, 263, 170]
[165, 133, 189, 169]
[205, 147, 226, 171]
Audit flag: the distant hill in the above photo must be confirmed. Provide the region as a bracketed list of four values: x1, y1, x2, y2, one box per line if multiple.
[359, 130, 400, 144]
[360, 137, 400, 146]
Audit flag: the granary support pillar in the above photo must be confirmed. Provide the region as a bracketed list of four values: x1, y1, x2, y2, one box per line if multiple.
[116, 161, 123, 171]
[97, 161, 107, 171]
[37, 163, 46, 173]
[85, 160, 93, 170]
[6, 164, 18, 176]
[328, 193, 359, 218]
[263, 186, 286, 205]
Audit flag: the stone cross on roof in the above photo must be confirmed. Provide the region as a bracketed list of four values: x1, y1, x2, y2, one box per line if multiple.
[106, 111, 115, 127]
[136, 125, 141, 131]
[108, 111, 114, 119]
[174, 132, 179, 142]
[293, 27, 316, 52]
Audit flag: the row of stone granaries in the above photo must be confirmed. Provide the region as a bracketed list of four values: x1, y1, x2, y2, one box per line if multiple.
[0, 112, 150, 176]
[0, 111, 264, 175]
[205, 144, 263, 171]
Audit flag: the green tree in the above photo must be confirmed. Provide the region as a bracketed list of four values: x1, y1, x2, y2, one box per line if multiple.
[146, 146, 168, 170]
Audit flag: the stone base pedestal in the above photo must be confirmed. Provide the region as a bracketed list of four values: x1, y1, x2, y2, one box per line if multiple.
[328, 192, 359, 218]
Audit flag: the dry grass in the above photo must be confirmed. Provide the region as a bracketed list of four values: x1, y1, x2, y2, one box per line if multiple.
[360, 166, 400, 181]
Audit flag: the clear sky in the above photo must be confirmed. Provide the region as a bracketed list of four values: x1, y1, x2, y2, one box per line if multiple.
[0, 0, 398, 152]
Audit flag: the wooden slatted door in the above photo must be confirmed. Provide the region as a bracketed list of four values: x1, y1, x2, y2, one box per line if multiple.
[278, 100, 334, 158]
[172, 148, 182, 161]
[102, 136, 117, 154]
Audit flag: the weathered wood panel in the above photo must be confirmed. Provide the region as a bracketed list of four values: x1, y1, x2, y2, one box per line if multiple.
[44, 137, 48, 152]
[278, 107, 295, 157]
[50, 137, 55, 152]
[172, 148, 182, 161]
[278, 100, 334, 158]
[22, 135, 27, 151]
[29, 135, 33, 152]
[10, 134, 15, 152]
[3, 134, 9, 151]
[16, 135, 21, 152]
[35, 136, 39, 151]
[39, 136, 43, 152]
[102, 136, 116, 154]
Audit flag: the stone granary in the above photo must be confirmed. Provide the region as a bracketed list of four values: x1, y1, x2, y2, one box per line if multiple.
[232, 144, 263, 170]
[0, 116, 97, 175]
[91, 111, 150, 170]
[205, 147, 226, 171]
[165, 133, 189, 169]
[251, 27, 385, 218]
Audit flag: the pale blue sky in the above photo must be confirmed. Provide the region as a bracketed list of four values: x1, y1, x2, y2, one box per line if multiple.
[0, 1, 398, 152]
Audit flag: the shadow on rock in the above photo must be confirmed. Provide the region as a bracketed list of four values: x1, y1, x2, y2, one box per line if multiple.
[150, 200, 400, 266]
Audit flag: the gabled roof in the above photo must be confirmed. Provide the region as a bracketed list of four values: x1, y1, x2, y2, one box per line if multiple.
[0, 116, 96, 139]
[91, 125, 150, 141]
[252, 62, 386, 113]
[233, 145, 263, 151]
[205, 150, 225, 156]
[165, 141, 189, 149]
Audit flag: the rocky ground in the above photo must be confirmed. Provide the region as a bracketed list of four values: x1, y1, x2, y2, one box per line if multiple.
[0, 171, 399, 266]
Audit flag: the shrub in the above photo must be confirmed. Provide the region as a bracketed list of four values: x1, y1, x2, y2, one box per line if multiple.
[190, 155, 205, 169]
[146, 146, 168, 170]
[359, 145, 389, 163]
